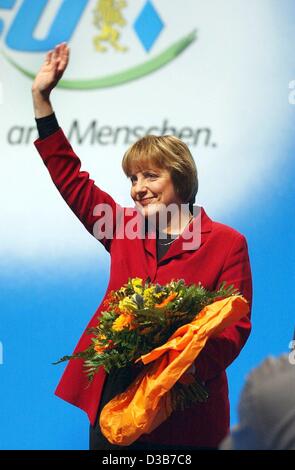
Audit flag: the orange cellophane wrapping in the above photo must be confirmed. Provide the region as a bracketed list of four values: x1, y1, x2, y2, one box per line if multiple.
[99, 295, 249, 445]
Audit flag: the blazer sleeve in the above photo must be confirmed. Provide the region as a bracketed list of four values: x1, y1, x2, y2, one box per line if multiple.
[195, 233, 253, 382]
[34, 128, 123, 252]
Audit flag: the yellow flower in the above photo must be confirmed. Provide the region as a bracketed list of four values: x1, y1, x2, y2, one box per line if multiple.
[94, 335, 107, 354]
[118, 297, 137, 313]
[143, 286, 163, 308]
[94, 335, 114, 354]
[131, 277, 143, 294]
[94, 343, 106, 354]
[112, 313, 134, 332]
[98, 334, 106, 341]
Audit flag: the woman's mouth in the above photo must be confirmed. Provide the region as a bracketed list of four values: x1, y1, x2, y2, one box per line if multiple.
[139, 197, 157, 206]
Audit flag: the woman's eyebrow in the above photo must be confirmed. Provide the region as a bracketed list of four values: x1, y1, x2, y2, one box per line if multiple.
[143, 169, 160, 174]
[129, 169, 156, 176]
[129, 167, 161, 178]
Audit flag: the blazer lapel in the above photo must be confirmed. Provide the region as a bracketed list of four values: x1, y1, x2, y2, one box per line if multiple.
[158, 206, 213, 263]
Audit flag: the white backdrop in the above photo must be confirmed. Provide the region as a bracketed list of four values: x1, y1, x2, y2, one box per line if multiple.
[0, 0, 291, 261]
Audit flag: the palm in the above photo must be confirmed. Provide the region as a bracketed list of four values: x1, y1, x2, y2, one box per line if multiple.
[32, 43, 69, 95]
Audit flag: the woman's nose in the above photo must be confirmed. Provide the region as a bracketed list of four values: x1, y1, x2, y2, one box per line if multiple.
[134, 178, 148, 195]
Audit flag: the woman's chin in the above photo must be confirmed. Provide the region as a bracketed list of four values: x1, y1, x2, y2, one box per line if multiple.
[138, 202, 163, 218]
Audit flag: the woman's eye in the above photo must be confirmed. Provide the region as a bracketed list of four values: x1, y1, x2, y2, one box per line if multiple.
[130, 173, 157, 184]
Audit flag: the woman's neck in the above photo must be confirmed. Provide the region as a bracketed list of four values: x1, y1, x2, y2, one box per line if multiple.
[156, 206, 194, 237]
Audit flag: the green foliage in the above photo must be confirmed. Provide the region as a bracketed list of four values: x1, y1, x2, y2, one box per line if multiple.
[54, 278, 238, 382]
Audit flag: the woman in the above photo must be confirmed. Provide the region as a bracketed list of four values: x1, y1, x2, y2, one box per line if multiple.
[32, 43, 252, 450]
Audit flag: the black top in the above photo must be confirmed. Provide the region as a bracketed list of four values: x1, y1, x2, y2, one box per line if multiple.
[35, 112, 60, 139]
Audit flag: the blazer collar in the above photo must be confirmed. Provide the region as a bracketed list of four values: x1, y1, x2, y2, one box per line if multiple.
[143, 206, 212, 261]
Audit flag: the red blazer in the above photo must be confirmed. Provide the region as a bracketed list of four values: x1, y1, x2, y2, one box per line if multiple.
[34, 129, 252, 448]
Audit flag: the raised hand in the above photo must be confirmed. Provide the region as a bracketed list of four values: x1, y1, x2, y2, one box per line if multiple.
[32, 42, 70, 97]
[32, 43, 70, 118]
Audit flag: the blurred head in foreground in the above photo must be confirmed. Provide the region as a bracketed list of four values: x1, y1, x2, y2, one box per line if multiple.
[220, 353, 295, 450]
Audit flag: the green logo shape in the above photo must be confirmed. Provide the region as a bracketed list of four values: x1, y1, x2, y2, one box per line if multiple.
[2, 30, 197, 89]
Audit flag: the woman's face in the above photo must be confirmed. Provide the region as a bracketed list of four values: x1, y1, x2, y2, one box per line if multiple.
[130, 166, 182, 218]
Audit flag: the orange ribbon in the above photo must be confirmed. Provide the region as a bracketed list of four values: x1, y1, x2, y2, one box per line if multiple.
[99, 295, 249, 446]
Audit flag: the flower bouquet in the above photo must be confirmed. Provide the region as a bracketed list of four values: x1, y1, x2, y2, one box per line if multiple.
[55, 277, 249, 445]
[56, 278, 245, 410]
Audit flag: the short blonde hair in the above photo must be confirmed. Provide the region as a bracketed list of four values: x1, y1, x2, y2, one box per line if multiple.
[121, 135, 198, 206]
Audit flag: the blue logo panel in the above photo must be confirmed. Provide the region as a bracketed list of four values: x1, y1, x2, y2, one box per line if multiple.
[133, 0, 164, 52]
[5, 0, 89, 52]
[0, 0, 17, 37]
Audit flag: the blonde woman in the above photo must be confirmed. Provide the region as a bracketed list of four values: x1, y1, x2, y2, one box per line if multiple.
[32, 43, 252, 450]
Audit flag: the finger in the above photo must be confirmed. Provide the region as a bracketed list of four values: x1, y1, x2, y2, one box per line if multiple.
[57, 45, 70, 72]
[52, 47, 58, 63]
[56, 61, 65, 75]
[61, 48, 70, 68]
[55, 43, 63, 54]
[45, 50, 53, 65]
[60, 42, 69, 57]
[55, 42, 66, 56]
[54, 43, 66, 59]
